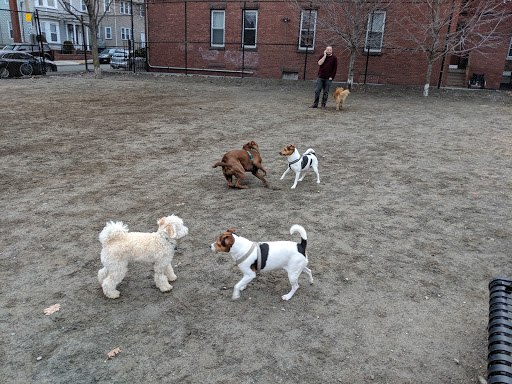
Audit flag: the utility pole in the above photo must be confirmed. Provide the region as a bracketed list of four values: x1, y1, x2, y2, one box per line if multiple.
[8, 0, 22, 42]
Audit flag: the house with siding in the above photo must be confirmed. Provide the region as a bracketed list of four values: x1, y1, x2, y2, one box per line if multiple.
[0, 0, 145, 52]
[145, 0, 512, 89]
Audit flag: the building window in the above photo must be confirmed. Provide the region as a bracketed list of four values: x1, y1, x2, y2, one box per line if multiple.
[104, 0, 110, 12]
[121, 27, 131, 40]
[364, 11, 386, 53]
[81, 0, 87, 12]
[8, 21, 13, 38]
[211, 10, 225, 48]
[508, 37, 512, 59]
[49, 23, 58, 42]
[120, 1, 131, 15]
[299, 10, 316, 50]
[36, 0, 56, 7]
[105, 27, 112, 39]
[242, 10, 257, 48]
[140, 4, 145, 17]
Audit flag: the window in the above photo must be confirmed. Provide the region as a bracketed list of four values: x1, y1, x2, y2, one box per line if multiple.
[8, 21, 13, 38]
[120, 1, 131, 15]
[299, 10, 316, 50]
[36, 0, 56, 7]
[242, 10, 257, 48]
[105, 27, 112, 39]
[81, 0, 87, 12]
[121, 27, 131, 40]
[140, 4, 145, 17]
[50, 23, 58, 42]
[104, 0, 110, 12]
[211, 10, 225, 48]
[508, 37, 512, 59]
[364, 11, 386, 53]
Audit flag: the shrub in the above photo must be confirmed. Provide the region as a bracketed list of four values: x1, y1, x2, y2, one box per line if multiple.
[62, 41, 74, 54]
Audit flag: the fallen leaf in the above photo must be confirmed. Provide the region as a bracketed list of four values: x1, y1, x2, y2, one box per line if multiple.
[44, 304, 61, 315]
[105, 347, 122, 362]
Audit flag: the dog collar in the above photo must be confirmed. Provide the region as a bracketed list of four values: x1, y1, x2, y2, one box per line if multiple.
[235, 242, 257, 265]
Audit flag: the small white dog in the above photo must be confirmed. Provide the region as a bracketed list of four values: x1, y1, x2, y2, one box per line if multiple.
[279, 144, 320, 189]
[211, 225, 313, 301]
[98, 215, 189, 299]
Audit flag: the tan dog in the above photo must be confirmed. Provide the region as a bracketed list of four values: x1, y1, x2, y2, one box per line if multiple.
[98, 215, 189, 299]
[333, 87, 350, 110]
[213, 141, 268, 189]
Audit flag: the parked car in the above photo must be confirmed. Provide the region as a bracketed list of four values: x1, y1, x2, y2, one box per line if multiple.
[0, 50, 56, 78]
[110, 51, 146, 70]
[98, 48, 125, 64]
[1, 42, 54, 61]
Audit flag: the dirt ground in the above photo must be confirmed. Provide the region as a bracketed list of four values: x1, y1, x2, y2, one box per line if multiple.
[1, 72, 511, 383]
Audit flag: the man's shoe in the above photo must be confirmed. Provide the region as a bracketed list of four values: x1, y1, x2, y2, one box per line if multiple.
[321, 104, 326, 109]
[309, 104, 318, 108]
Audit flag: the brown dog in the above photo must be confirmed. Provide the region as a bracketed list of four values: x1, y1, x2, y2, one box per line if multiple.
[213, 141, 268, 189]
[333, 87, 350, 111]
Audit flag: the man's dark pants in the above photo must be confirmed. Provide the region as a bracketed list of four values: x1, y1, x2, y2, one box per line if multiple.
[313, 78, 332, 106]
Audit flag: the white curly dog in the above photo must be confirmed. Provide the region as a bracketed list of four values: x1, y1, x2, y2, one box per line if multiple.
[98, 215, 189, 299]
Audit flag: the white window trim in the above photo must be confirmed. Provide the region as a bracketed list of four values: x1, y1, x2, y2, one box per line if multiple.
[298, 9, 317, 51]
[121, 27, 131, 40]
[211, 10, 225, 48]
[364, 11, 386, 53]
[242, 10, 257, 48]
[105, 26, 112, 40]
[507, 36, 512, 59]
[120, 1, 131, 15]
[104, 0, 111, 12]
[36, 0, 57, 9]
[8, 20, 13, 39]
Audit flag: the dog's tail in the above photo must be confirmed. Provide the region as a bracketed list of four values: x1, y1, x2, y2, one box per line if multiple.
[290, 224, 307, 256]
[212, 162, 227, 168]
[99, 221, 129, 244]
[304, 148, 316, 156]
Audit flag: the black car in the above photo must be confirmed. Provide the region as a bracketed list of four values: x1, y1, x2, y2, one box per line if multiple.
[2, 42, 54, 61]
[0, 50, 57, 78]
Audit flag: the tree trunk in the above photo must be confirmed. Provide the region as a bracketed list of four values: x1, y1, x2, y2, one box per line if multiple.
[87, 17, 102, 79]
[423, 60, 434, 97]
[346, 48, 357, 90]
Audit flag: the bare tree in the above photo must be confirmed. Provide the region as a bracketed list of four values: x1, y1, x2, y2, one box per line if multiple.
[57, 0, 114, 78]
[292, 0, 394, 89]
[398, 0, 511, 96]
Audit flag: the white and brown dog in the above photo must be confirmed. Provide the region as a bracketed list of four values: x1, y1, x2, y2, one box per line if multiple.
[211, 225, 313, 301]
[279, 144, 320, 189]
[98, 215, 189, 299]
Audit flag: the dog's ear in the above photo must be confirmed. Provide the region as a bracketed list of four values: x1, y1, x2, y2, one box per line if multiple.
[226, 229, 236, 233]
[222, 234, 235, 249]
[157, 217, 165, 226]
[166, 224, 175, 238]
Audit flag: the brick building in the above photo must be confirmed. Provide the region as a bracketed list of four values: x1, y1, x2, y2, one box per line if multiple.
[145, 0, 512, 90]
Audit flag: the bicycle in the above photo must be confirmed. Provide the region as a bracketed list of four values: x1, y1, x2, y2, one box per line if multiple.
[19, 59, 33, 76]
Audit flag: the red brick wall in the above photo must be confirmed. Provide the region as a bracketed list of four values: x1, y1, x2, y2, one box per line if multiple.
[146, 0, 511, 89]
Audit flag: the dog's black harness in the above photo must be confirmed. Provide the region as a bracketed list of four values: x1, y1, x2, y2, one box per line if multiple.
[289, 151, 315, 170]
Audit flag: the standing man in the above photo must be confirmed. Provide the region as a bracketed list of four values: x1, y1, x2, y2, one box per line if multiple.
[310, 46, 338, 109]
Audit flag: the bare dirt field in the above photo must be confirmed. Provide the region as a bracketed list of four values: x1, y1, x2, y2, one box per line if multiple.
[1, 72, 511, 384]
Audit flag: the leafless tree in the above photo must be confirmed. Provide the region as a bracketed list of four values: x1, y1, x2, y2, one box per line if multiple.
[57, 0, 115, 78]
[398, 0, 511, 96]
[292, 0, 394, 89]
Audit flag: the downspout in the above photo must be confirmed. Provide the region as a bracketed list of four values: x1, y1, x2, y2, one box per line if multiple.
[437, 0, 455, 88]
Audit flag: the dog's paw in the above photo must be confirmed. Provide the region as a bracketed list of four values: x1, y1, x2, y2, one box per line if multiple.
[281, 294, 292, 301]
[159, 284, 173, 292]
[167, 274, 177, 282]
[280, 176, 285, 180]
[317, 180, 320, 184]
[232, 293, 240, 300]
[105, 290, 121, 299]
[291, 185, 296, 189]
